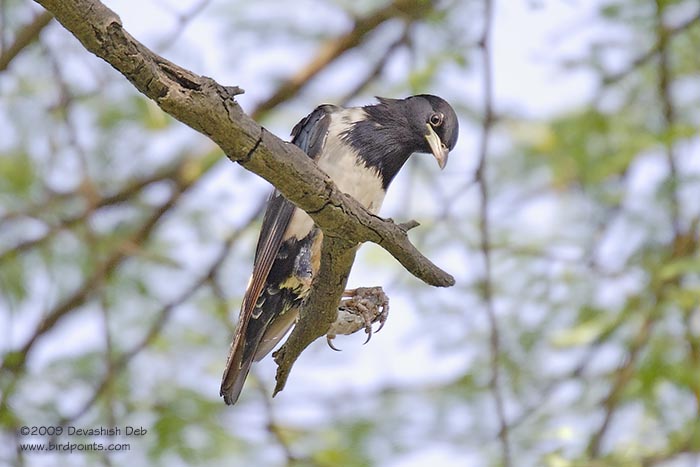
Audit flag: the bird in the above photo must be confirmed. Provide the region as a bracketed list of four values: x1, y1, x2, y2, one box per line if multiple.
[220, 94, 459, 405]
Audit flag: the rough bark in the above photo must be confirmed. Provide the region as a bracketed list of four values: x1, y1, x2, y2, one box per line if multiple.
[33, 0, 454, 395]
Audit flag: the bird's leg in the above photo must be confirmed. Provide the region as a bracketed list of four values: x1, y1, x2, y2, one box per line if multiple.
[326, 286, 390, 351]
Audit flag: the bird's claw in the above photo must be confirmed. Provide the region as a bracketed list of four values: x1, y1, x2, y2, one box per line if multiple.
[326, 335, 342, 351]
[362, 323, 373, 345]
[325, 287, 389, 349]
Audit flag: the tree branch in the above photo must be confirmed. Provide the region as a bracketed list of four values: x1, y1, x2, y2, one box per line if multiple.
[0, 153, 210, 264]
[0, 176, 192, 378]
[0, 174, 199, 417]
[55, 207, 261, 427]
[273, 234, 357, 395]
[601, 7, 700, 86]
[0, 10, 53, 72]
[250, 0, 431, 120]
[33, 0, 452, 287]
[476, 0, 511, 465]
[33, 0, 454, 396]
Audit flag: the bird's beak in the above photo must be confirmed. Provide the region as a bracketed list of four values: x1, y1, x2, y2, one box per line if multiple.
[425, 124, 448, 169]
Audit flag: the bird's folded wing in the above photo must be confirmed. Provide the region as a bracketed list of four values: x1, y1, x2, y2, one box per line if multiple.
[241, 105, 335, 319]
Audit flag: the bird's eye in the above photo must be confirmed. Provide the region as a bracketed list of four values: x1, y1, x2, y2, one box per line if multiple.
[429, 112, 444, 127]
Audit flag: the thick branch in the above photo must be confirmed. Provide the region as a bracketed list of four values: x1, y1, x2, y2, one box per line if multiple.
[34, 0, 454, 397]
[272, 235, 357, 395]
[34, 0, 453, 289]
[273, 224, 413, 393]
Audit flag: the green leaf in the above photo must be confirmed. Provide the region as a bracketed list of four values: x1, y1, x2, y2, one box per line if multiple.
[0, 151, 35, 196]
[658, 257, 700, 281]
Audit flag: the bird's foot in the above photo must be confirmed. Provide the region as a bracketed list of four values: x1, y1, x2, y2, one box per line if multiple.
[326, 287, 389, 351]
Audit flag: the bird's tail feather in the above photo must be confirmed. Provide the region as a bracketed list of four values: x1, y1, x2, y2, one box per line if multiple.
[220, 320, 265, 405]
[220, 358, 251, 406]
[220, 311, 298, 405]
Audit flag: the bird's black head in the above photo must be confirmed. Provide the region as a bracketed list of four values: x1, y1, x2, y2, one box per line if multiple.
[387, 94, 459, 169]
[344, 94, 459, 187]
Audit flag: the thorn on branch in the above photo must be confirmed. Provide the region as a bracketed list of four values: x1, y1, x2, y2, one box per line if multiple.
[397, 220, 420, 232]
[224, 85, 245, 97]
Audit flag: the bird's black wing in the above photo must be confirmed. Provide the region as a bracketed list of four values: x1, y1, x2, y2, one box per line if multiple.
[244, 104, 335, 306]
[220, 105, 335, 405]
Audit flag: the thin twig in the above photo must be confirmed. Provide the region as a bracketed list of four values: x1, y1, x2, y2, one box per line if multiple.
[256, 382, 302, 465]
[587, 6, 688, 452]
[56, 205, 261, 426]
[338, 23, 412, 106]
[0, 169, 199, 382]
[0, 10, 53, 71]
[602, 8, 700, 86]
[0, 154, 203, 263]
[475, 0, 511, 465]
[250, 0, 433, 120]
[586, 313, 655, 457]
[655, 1, 681, 237]
[154, 0, 212, 53]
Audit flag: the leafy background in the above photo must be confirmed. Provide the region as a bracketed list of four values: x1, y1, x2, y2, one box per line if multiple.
[1, 0, 700, 466]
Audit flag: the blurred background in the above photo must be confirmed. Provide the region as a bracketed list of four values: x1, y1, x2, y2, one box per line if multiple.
[1, 0, 700, 466]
